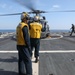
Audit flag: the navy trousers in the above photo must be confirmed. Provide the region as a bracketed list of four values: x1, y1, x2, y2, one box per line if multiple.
[70, 30, 75, 36]
[30, 38, 40, 58]
[17, 45, 32, 75]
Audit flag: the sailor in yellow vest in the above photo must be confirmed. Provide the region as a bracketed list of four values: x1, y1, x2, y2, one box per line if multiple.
[16, 12, 32, 75]
[29, 16, 42, 63]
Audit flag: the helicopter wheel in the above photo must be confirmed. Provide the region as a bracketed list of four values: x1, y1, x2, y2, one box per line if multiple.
[46, 33, 51, 38]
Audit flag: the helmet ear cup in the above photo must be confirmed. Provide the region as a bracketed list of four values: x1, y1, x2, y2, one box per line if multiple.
[26, 16, 29, 20]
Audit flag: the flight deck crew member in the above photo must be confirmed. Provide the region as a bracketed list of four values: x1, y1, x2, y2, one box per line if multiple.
[70, 24, 75, 36]
[29, 16, 42, 63]
[16, 12, 32, 75]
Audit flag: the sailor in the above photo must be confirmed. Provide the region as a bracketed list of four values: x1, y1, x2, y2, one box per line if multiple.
[16, 12, 32, 75]
[29, 16, 42, 63]
[70, 24, 75, 36]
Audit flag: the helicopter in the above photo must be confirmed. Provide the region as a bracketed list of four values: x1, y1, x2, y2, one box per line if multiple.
[0, 0, 51, 38]
[0, 0, 75, 38]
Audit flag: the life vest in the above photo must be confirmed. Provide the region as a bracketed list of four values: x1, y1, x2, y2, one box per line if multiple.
[30, 22, 42, 38]
[16, 22, 28, 45]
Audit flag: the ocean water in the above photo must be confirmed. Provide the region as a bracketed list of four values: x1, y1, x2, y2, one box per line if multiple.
[50, 30, 70, 33]
[0, 30, 16, 33]
[0, 29, 69, 33]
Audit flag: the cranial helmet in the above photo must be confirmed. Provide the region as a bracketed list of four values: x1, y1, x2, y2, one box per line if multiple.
[21, 12, 29, 20]
[34, 16, 40, 21]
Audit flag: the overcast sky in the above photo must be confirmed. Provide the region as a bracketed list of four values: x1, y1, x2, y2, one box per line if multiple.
[0, 0, 75, 30]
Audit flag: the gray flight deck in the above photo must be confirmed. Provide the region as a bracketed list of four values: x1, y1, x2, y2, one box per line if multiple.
[0, 32, 75, 75]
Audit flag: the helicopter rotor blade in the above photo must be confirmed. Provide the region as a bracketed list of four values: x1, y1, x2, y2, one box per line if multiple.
[13, 0, 36, 12]
[0, 13, 22, 16]
[13, 0, 48, 14]
[0, 11, 38, 16]
[47, 10, 75, 13]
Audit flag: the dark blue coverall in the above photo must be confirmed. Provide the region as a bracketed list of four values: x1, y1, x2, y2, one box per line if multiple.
[17, 26, 32, 75]
[70, 24, 75, 36]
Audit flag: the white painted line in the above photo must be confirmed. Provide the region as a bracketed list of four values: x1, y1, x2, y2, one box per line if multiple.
[41, 35, 63, 40]
[0, 51, 18, 53]
[0, 50, 75, 53]
[32, 57, 39, 75]
[39, 50, 75, 53]
[32, 51, 39, 75]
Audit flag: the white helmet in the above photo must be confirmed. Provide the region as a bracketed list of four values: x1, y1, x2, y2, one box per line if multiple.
[34, 16, 40, 21]
[21, 12, 29, 20]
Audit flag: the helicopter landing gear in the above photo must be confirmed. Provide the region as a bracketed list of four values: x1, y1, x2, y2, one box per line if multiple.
[46, 33, 51, 38]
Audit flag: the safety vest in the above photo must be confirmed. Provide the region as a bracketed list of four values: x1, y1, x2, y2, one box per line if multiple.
[16, 22, 28, 45]
[30, 22, 42, 38]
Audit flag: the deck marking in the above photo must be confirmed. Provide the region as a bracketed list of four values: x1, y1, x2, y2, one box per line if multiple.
[32, 51, 39, 75]
[0, 50, 75, 53]
[39, 50, 75, 53]
[0, 50, 75, 75]
[41, 35, 63, 40]
[0, 51, 18, 53]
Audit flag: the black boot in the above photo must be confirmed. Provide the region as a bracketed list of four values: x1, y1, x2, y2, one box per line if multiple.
[35, 57, 39, 63]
